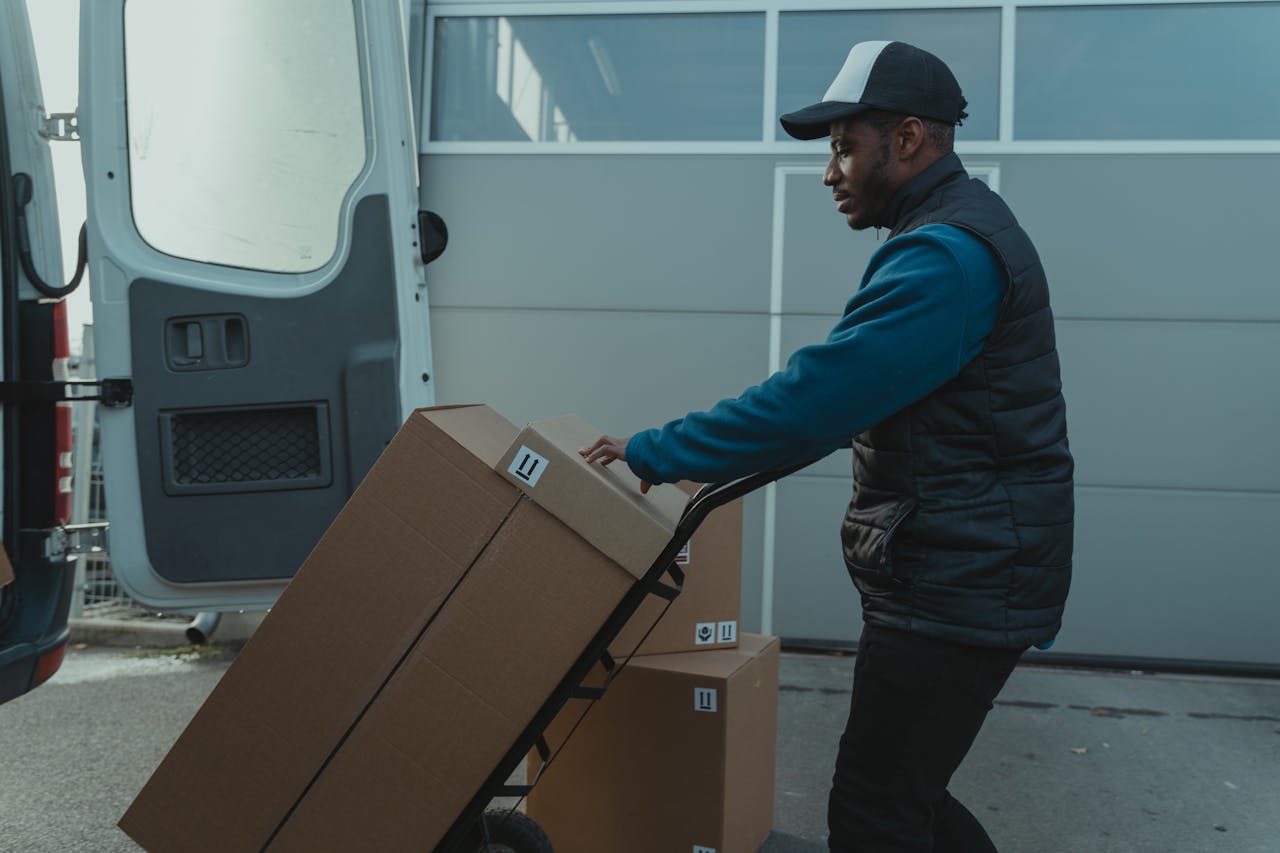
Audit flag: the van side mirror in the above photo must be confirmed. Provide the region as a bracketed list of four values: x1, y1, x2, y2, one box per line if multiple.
[417, 210, 448, 265]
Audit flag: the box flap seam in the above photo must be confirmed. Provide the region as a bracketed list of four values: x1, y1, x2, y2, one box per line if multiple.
[259, 498, 525, 852]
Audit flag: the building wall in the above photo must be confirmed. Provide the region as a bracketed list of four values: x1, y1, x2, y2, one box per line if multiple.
[413, 1, 1280, 667]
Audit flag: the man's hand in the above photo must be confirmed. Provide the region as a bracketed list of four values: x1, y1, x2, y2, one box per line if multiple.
[579, 435, 652, 493]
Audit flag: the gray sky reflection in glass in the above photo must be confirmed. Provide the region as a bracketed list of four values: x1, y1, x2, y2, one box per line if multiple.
[431, 13, 766, 142]
[1016, 4, 1280, 140]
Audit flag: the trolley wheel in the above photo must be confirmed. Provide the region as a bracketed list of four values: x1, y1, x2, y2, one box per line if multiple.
[476, 809, 554, 853]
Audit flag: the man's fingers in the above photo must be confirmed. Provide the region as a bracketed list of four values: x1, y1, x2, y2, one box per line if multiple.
[580, 436, 626, 466]
[582, 446, 618, 465]
[578, 436, 611, 458]
[580, 435, 651, 493]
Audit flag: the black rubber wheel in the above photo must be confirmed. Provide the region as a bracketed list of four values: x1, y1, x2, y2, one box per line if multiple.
[476, 809, 554, 853]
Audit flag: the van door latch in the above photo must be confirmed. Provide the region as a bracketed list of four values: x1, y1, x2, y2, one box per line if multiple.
[0, 378, 133, 407]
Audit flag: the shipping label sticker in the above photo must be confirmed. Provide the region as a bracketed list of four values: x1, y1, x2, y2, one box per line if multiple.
[675, 541, 691, 565]
[694, 687, 718, 713]
[717, 621, 737, 644]
[694, 847, 717, 853]
[508, 446, 549, 487]
[694, 622, 716, 645]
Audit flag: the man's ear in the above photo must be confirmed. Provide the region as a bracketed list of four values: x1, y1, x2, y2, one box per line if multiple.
[895, 116, 927, 161]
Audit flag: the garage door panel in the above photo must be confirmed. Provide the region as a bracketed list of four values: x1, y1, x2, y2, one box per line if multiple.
[768, 480, 1280, 666]
[770, 475, 862, 644]
[429, 307, 771, 433]
[1057, 486, 1279, 664]
[420, 155, 774, 314]
[781, 170, 882, 316]
[1058, 320, 1280, 492]
[1002, 155, 1280, 321]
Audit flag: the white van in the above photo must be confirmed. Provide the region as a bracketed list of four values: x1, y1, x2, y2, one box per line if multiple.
[1, 0, 438, 703]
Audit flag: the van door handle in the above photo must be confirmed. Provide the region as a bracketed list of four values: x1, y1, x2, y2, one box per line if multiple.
[170, 321, 204, 366]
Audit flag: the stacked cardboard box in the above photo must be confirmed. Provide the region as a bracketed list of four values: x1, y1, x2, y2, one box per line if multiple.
[119, 405, 695, 853]
[609, 481, 744, 658]
[528, 482, 780, 853]
[528, 635, 780, 853]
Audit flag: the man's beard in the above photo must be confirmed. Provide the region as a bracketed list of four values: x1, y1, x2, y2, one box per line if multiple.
[848, 139, 896, 232]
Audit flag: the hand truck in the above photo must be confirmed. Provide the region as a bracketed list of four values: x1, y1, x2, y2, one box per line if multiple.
[436, 461, 813, 853]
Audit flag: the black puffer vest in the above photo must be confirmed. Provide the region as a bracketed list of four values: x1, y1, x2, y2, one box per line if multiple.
[842, 153, 1074, 649]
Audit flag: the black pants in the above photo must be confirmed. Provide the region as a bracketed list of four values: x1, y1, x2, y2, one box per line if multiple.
[828, 624, 1024, 852]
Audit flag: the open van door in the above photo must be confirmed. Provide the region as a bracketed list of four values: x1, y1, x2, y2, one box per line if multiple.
[82, 0, 434, 612]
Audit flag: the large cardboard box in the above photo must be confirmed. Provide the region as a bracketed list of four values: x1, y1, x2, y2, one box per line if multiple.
[529, 633, 780, 853]
[0, 543, 13, 587]
[120, 405, 690, 853]
[609, 482, 743, 657]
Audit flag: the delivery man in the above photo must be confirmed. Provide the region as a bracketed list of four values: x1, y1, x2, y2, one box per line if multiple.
[581, 40, 1073, 852]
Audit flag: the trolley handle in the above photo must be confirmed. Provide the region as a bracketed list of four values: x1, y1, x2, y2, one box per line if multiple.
[674, 457, 822, 542]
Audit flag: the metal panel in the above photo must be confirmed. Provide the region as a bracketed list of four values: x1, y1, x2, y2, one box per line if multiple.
[769, 474, 861, 644]
[1057, 319, 1280, 492]
[768, 477, 1280, 665]
[429, 306, 770, 428]
[1002, 155, 1280, 321]
[420, 155, 775, 312]
[779, 168, 882, 316]
[1060, 487, 1280, 665]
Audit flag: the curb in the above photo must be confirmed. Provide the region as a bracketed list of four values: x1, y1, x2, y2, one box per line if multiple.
[69, 611, 266, 649]
[69, 617, 189, 648]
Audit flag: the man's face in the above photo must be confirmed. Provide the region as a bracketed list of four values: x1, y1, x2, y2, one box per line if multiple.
[823, 116, 898, 231]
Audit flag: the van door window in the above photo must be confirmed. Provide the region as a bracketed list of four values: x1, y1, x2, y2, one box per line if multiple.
[124, 0, 365, 274]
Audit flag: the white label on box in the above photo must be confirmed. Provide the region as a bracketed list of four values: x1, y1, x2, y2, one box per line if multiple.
[694, 687, 718, 713]
[694, 622, 716, 645]
[675, 541, 691, 565]
[717, 620, 737, 643]
[507, 446, 549, 487]
[693, 847, 717, 853]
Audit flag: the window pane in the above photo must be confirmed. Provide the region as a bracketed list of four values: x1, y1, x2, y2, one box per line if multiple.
[431, 14, 766, 142]
[1017, 3, 1280, 140]
[777, 10, 1001, 141]
[125, 0, 366, 273]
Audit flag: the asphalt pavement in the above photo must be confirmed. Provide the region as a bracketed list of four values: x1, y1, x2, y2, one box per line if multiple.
[1, 639, 1277, 852]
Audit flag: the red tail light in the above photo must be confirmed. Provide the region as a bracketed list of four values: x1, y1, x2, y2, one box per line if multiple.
[53, 300, 73, 526]
[33, 641, 68, 688]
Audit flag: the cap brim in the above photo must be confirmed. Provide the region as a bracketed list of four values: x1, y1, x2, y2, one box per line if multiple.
[779, 101, 871, 140]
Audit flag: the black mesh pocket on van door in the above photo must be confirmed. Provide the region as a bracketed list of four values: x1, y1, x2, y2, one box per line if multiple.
[159, 404, 332, 495]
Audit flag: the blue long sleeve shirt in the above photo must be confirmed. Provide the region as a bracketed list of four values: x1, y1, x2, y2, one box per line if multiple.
[625, 223, 1005, 485]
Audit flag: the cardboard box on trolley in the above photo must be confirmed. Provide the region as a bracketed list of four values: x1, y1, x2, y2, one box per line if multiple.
[119, 405, 692, 853]
[529, 633, 781, 853]
[0, 543, 13, 587]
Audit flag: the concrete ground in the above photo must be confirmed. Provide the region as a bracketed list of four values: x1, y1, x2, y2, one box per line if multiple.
[1, 634, 1277, 852]
[768, 653, 1280, 853]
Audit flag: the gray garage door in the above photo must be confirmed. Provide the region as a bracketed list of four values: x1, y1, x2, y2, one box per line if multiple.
[413, 0, 1280, 670]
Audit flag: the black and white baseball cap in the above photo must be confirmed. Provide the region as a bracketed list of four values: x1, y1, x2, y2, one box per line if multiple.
[780, 41, 968, 140]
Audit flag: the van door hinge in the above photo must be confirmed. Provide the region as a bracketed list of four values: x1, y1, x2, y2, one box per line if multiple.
[0, 378, 132, 407]
[39, 111, 80, 142]
[50, 522, 109, 560]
